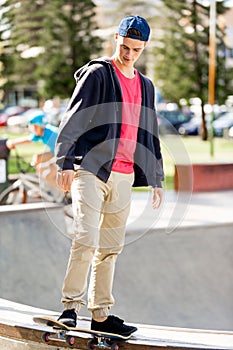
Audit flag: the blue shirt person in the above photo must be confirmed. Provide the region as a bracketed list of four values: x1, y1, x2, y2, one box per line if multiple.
[6, 110, 58, 153]
[6, 110, 60, 195]
[29, 122, 58, 154]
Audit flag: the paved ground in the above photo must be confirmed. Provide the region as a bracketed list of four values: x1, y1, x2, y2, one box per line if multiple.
[128, 189, 233, 233]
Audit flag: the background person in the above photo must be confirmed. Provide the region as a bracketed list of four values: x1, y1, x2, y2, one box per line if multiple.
[6, 112, 61, 196]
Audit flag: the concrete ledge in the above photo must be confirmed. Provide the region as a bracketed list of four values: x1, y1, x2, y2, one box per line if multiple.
[1, 299, 233, 349]
[174, 163, 233, 192]
[0, 201, 63, 213]
[0, 336, 66, 350]
[0, 203, 70, 311]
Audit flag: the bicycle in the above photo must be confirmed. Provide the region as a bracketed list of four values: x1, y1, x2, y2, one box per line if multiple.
[0, 144, 70, 205]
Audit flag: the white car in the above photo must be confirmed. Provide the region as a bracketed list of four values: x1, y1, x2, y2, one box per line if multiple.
[229, 126, 233, 138]
[7, 108, 45, 129]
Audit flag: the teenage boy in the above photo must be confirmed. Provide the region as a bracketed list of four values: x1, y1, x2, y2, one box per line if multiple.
[56, 15, 164, 335]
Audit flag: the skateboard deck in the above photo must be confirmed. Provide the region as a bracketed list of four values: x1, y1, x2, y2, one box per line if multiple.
[33, 315, 132, 349]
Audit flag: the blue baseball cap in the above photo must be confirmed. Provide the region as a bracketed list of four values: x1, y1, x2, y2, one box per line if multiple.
[117, 16, 150, 42]
[28, 110, 46, 126]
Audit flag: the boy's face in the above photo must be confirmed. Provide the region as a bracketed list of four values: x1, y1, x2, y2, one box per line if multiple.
[114, 34, 146, 68]
[29, 124, 44, 136]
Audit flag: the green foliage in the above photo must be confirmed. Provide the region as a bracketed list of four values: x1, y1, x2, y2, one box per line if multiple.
[153, 0, 233, 106]
[36, 0, 103, 98]
[109, 0, 156, 22]
[0, 0, 103, 100]
[0, 0, 16, 94]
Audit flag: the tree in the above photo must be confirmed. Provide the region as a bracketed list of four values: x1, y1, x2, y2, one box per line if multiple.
[0, 0, 17, 101]
[0, 0, 103, 102]
[110, 0, 156, 22]
[0, 0, 47, 103]
[37, 0, 103, 98]
[153, 0, 233, 140]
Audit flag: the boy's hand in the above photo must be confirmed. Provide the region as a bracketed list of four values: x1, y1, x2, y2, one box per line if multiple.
[57, 170, 74, 192]
[152, 187, 163, 209]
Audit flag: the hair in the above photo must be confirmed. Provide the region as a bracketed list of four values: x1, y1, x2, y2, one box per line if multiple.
[126, 28, 142, 38]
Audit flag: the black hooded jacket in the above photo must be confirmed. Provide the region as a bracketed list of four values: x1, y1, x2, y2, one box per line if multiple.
[55, 57, 164, 187]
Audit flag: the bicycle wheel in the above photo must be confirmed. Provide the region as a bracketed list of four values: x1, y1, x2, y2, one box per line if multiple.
[0, 184, 27, 205]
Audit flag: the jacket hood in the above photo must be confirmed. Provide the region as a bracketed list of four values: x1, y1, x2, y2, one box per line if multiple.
[73, 57, 120, 113]
[74, 57, 112, 83]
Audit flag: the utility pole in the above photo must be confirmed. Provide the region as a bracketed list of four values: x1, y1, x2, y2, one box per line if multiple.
[208, 0, 216, 157]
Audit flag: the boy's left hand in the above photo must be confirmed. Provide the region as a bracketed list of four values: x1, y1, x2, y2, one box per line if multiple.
[152, 187, 163, 209]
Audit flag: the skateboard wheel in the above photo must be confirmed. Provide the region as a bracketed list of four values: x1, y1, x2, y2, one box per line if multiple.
[87, 339, 96, 349]
[42, 332, 50, 343]
[66, 335, 75, 346]
[111, 344, 119, 350]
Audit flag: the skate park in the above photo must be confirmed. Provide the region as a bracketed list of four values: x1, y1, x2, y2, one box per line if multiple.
[0, 189, 233, 349]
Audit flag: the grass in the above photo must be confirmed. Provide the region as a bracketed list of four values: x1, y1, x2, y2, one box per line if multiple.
[1, 128, 233, 190]
[0, 129, 47, 174]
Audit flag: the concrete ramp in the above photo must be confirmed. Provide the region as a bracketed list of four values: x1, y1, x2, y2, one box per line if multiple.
[1, 299, 233, 349]
[115, 224, 233, 331]
[0, 203, 71, 311]
[1, 199, 233, 331]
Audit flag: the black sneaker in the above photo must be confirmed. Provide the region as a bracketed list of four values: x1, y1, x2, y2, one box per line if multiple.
[91, 315, 137, 336]
[58, 309, 77, 327]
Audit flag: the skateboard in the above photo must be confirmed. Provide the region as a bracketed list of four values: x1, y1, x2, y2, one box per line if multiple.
[33, 315, 132, 349]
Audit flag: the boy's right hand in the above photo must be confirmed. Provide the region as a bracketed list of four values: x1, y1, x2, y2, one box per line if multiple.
[56, 170, 74, 192]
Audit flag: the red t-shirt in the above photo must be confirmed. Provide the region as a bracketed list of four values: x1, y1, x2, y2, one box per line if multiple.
[111, 61, 142, 174]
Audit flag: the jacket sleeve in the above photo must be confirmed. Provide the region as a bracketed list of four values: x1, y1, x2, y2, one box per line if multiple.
[55, 69, 102, 171]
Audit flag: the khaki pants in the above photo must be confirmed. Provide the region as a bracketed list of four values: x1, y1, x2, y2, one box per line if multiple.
[61, 170, 134, 318]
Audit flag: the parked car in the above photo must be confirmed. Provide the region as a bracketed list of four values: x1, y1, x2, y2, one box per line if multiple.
[0, 106, 26, 127]
[7, 108, 45, 129]
[157, 110, 192, 134]
[178, 111, 228, 136]
[212, 112, 233, 137]
[178, 116, 201, 136]
[229, 126, 233, 139]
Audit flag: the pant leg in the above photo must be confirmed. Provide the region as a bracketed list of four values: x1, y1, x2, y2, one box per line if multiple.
[61, 170, 106, 312]
[88, 172, 134, 318]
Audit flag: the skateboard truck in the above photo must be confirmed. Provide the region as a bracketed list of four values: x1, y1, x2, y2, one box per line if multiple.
[87, 336, 119, 350]
[42, 331, 119, 349]
[42, 330, 75, 346]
